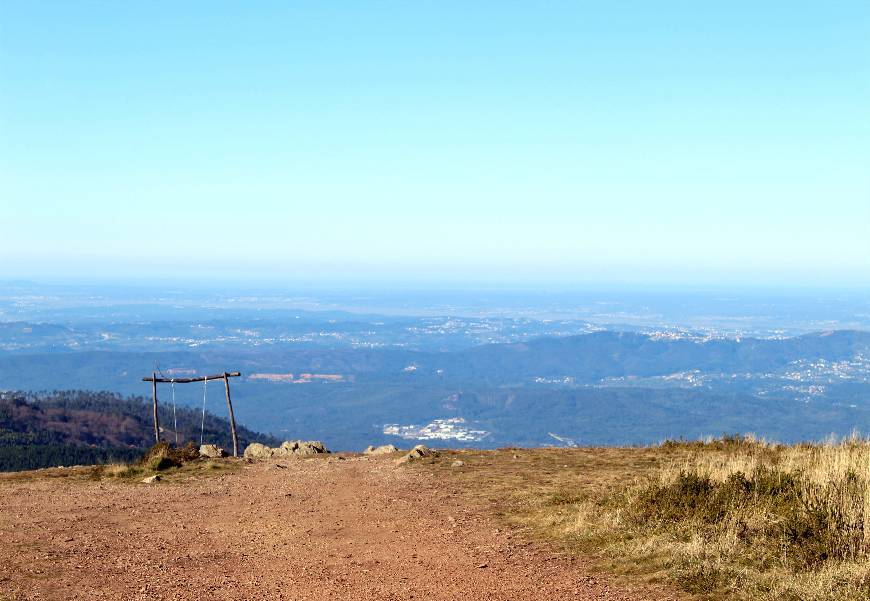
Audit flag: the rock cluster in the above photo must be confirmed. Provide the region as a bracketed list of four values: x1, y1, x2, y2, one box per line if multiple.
[364, 444, 400, 455]
[397, 444, 436, 463]
[199, 444, 227, 458]
[244, 440, 329, 460]
[275, 440, 328, 457]
[243, 442, 273, 460]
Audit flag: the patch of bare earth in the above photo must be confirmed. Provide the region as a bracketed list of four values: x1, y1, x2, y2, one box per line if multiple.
[0, 455, 679, 601]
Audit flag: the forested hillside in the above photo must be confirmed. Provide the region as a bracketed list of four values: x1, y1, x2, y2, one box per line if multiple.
[0, 390, 279, 471]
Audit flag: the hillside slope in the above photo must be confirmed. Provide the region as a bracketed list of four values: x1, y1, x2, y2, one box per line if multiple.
[0, 391, 278, 471]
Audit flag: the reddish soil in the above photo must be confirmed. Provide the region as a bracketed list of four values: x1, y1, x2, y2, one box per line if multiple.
[0, 456, 675, 600]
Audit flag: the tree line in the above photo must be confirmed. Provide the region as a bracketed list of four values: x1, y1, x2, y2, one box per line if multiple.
[0, 390, 277, 471]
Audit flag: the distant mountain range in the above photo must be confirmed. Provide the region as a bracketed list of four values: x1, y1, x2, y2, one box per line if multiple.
[1, 328, 869, 450]
[449, 330, 870, 382]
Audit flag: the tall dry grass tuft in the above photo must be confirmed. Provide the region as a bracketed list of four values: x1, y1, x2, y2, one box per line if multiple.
[553, 436, 870, 600]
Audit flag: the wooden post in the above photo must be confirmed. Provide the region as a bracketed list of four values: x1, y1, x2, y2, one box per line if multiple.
[151, 371, 160, 443]
[223, 372, 239, 457]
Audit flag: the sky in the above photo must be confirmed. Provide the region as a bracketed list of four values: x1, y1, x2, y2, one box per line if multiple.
[1, 1, 869, 288]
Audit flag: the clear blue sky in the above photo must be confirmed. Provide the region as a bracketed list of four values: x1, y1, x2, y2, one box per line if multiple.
[1, 2, 868, 287]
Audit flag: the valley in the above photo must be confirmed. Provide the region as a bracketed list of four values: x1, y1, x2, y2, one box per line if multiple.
[1, 284, 869, 451]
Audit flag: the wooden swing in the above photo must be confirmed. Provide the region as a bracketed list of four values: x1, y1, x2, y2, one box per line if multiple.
[141, 371, 241, 457]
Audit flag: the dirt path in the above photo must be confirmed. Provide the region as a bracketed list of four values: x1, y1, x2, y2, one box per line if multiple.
[0, 456, 673, 600]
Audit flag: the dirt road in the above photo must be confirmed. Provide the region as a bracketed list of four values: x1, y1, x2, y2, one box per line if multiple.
[1, 456, 671, 600]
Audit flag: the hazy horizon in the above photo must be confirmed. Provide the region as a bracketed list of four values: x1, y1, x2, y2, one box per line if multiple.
[3, 275, 870, 296]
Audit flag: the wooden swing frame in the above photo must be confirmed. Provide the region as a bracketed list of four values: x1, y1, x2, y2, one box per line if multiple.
[141, 371, 241, 457]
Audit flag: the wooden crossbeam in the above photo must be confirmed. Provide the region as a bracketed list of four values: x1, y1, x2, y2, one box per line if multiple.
[142, 372, 241, 383]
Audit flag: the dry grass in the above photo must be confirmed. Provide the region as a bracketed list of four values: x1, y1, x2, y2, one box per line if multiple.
[0, 443, 240, 486]
[93, 442, 241, 482]
[421, 437, 870, 600]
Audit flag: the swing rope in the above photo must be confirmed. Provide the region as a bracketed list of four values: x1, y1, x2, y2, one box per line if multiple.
[200, 377, 208, 445]
[171, 380, 178, 446]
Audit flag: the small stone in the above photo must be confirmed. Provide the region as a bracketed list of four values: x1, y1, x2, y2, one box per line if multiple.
[451, 460, 465, 468]
[364, 444, 400, 455]
[397, 444, 436, 463]
[141, 475, 160, 484]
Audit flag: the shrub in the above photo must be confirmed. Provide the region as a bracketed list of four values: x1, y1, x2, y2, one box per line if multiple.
[548, 437, 870, 599]
[138, 441, 200, 471]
